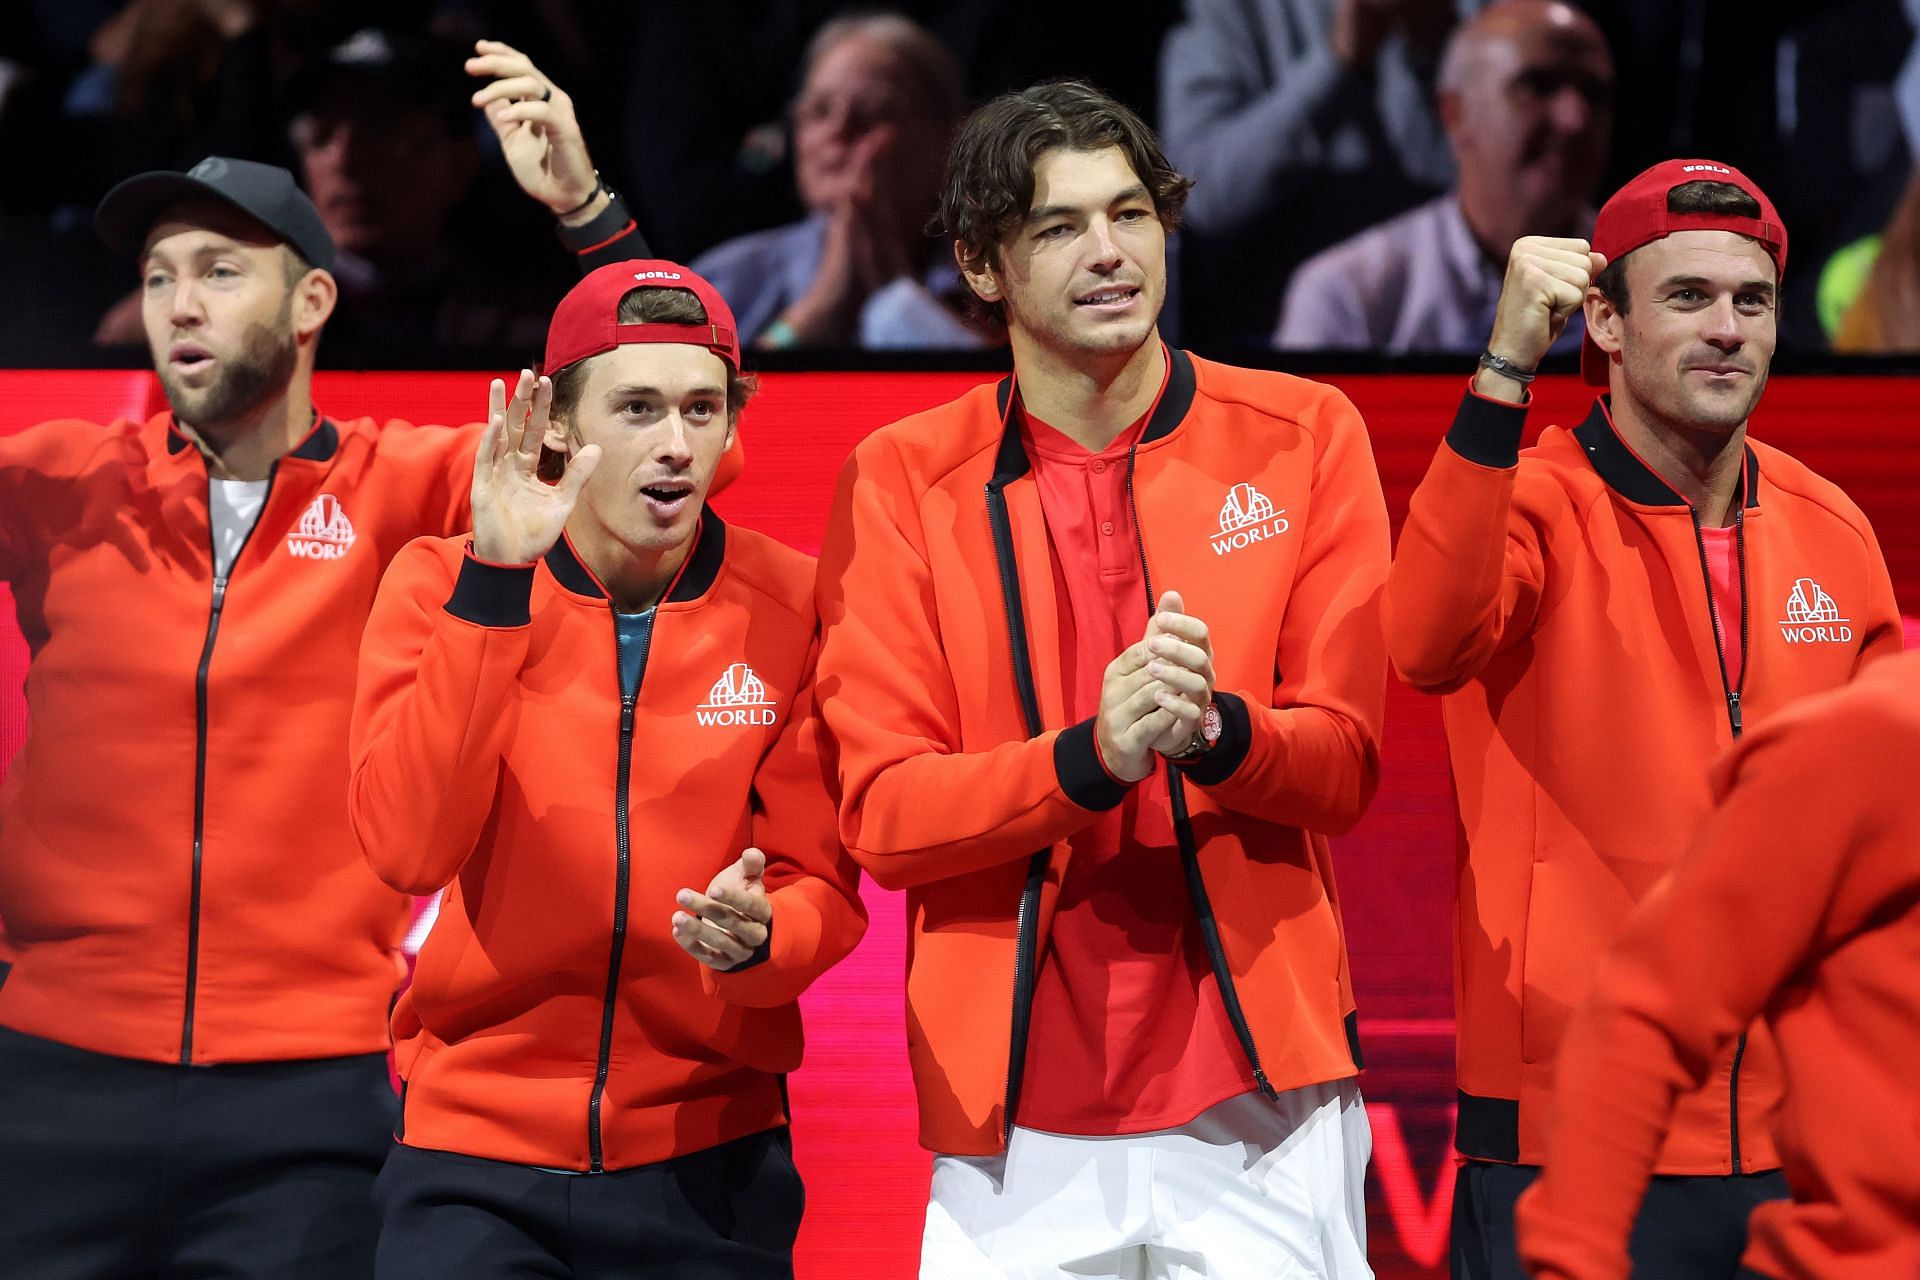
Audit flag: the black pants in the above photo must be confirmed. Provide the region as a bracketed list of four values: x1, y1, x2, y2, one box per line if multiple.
[0, 1025, 396, 1279]
[1451, 1158, 1790, 1280]
[374, 1128, 805, 1280]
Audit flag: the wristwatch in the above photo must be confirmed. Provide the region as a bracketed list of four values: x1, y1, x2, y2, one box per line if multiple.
[1170, 702, 1223, 762]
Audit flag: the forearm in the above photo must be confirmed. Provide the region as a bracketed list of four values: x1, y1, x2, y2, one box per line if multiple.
[1384, 390, 1537, 690]
[1178, 692, 1378, 832]
[838, 720, 1121, 890]
[350, 556, 532, 894]
[702, 877, 867, 1007]
[557, 190, 651, 274]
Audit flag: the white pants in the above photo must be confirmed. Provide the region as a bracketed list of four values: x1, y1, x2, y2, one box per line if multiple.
[920, 1080, 1373, 1280]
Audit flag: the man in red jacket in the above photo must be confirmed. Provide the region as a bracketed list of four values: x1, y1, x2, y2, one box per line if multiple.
[816, 81, 1389, 1277]
[1517, 649, 1920, 1280]
[1383, 159, 1902, 1280]
[350, 262, 864, 1279]
[0, 78, 652, 1272]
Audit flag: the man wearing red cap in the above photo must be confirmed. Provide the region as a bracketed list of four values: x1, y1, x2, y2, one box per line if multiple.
[349, 261, 865, 1279]
[1383, 158, 1903, 1278]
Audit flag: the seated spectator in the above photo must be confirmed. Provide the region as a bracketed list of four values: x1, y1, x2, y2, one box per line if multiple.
[1275, 0, 1611, 354]
[1158, 0, 1461, 349]
[92, 26, 569, 362]
[691, 13, 987, 349]
[286, 27, 562, 363]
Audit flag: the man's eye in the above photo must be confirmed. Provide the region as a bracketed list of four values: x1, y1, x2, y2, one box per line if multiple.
[144, 274, 170, 290]
[1036, 224, 1070, 240]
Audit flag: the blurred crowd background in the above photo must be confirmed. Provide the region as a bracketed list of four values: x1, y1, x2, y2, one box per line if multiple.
[1, 0, 1917, 368]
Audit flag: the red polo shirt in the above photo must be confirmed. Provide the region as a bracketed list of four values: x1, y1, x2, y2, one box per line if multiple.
[1014, 395, 1255, 1135]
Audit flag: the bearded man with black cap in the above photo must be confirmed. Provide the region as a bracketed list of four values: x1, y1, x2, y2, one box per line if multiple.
[349, 261, 864, 1280]
[1383, 159, 1905, 1280]
[0, 148, 644, 1276]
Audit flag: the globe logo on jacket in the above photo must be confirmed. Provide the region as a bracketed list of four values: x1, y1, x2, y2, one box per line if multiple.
[697, 663, 777, 726]
[1211, 482, 1290, 557]
[1779, 578, 1852, 645]
[287, 494, 356, 560]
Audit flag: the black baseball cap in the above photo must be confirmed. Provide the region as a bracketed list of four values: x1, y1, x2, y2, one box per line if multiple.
[94, 156, 336, 273]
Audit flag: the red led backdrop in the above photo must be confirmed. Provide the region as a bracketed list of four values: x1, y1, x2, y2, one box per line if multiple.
[2, 368, 1916, 1278]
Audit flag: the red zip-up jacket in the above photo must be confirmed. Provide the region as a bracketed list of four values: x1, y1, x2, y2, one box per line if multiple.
[1518, 649, 1920, 1280]
[0, 410, 475, 1063]
[349, 518, 865, 1171]
[815, 349, 1390, 1156]
[1383, 389, 1903, 1174]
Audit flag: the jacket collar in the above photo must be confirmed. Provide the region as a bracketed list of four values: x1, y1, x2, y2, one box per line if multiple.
[543, 508, 728, 606]
[988, 345, 1196, 487]
[164, 413, 339, 463]
[1572, 396, 1760, 511]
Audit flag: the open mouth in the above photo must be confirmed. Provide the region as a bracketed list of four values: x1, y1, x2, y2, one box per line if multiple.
[1074, 285, 1140, 309]
[640, 480, 694, 511]
[169, 345, 215, 370]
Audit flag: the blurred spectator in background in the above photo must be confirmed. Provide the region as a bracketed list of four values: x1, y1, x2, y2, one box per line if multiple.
[285, 28, 559, 361]
[91, 27, 566, 362]
[691, 13, 986, 349]
[1159, 0, 1473, 349]
[1275, 0, 1610, 353]
[1828, 0, 1920, 353]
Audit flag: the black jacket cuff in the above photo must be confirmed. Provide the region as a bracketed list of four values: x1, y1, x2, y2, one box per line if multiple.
[1174, 691, 1252, 786]
[723, 915, 772, 973]
[557, 192, 649, 264]
[1445, 386, 1529, 468]
[444, 553, 535, 627]
[1055, 718, 1130, 811]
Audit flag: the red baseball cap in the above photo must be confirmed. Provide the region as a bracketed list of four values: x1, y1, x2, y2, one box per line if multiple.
[544, 260, 741, 376]
[1581, 158, 1788, 384]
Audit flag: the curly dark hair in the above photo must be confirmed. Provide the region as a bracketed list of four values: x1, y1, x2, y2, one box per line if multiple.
[937, 80, 1192, 320]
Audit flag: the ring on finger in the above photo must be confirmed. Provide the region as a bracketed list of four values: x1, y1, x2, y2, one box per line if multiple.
[540, 85, 553, 102]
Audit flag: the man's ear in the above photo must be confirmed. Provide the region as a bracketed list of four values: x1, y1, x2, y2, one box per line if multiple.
[955, 239, 1001, 302]
[294, 267, 338, 340]
[1585, 284, 1625, 360]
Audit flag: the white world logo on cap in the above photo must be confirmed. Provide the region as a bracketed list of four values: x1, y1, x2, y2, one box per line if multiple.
[189, 158, 229, 181]
[633, 270, 683, 281]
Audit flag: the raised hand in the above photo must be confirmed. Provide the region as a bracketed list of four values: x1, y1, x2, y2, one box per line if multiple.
[1478, 236, 1609, 400]
[465, 39, 601, 223]
[470, 371, 600, 565]
[672, 848, 773, 970]
[1142, 590, 1216, 757]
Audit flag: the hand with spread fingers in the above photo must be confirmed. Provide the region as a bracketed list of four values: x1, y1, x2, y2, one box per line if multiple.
[470, 370, 601, 566]
[465, 39, 604, 224]
[673, 849, 773, 971]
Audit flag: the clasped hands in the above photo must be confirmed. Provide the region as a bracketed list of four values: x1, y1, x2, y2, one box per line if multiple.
[1095, 590, 1217, 784]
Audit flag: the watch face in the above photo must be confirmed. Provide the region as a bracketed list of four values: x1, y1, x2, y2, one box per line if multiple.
[1201, 701, 1222, 745]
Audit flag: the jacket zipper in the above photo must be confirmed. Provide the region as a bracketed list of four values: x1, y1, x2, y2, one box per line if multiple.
[1688, 504, 1750, 1171]
[589, 611, 651, 1171]
[1123, 448, 1276, 1098]
[983, 480, 1051, 1141]
[182, 468, 277, 1064]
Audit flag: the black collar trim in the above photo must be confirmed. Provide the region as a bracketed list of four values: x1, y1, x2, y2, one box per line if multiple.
[988, 346, 1196, 489]
[542, 509, 728, 604]
[1571, 398, 1760, 510]
[165, 414, 338, 462]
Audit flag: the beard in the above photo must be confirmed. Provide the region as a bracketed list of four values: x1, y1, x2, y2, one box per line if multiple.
[157, 299, 299, 431]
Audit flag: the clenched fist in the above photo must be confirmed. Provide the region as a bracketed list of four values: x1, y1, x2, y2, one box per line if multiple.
[1477, 237, 1608, 402]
